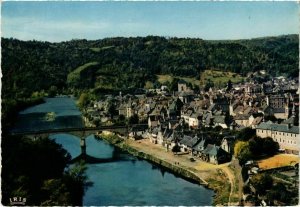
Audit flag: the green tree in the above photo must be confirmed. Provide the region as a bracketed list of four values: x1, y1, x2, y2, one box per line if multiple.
[48, 85, 58, 97]
[204, 79, 214, 92]
[77, 93, 89, 109]
[226, 79, 233, 91]
[237, 127, 256, 141]
[169, 78, 179, 92]
[172, 144, 181, 154]
[108, 103, 117, 118]
[234, 141, 252, 165]
[262, 137, 279, 156]
[129, 114, 139, 125]
[251, 173, 273, 195]
[249, 137, 264, 156]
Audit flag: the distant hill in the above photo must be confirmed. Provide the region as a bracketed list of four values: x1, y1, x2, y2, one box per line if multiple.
[1, 34, 298, 99]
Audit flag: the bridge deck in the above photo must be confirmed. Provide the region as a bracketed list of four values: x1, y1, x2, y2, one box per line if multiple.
[10, 124, 148, 136]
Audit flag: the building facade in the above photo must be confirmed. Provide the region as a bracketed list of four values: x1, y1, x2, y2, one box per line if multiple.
[256, 122, 299, 154]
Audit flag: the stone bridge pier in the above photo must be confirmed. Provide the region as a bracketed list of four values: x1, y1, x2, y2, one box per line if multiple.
[80, 137, 86, 156]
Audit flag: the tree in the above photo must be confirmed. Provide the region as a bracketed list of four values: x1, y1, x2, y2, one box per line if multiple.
[108, 103, 117, 119]
[237, 127, 256, 141]
[118, 114, 125, 122]
[172, 144, 181, 154]
[204, 79, 214, 92]
[266, 183, 288, 203]
[129, 114, 139, 125]
[48, 85, 58, 97]
[77, 93, 89, 109]
[251, 173, 273, 195]
[169, 78, 179, 92]
[1, 136, 74, 205]
[226, 79, 233, 91]
[234, 141, 253, 165]
[262, 137, 279, 156]
[249, 137, 264, 156]
[93, 119, 100, 127]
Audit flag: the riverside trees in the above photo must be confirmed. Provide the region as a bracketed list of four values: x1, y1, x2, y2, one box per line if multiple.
[1, 136, 89, 206]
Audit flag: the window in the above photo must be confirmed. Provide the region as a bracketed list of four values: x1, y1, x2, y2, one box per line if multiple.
[276, 132, 277, 135]
[283, 133, 285, 136]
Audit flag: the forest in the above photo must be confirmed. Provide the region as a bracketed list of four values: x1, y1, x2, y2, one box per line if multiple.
[2, 34, 298, 100]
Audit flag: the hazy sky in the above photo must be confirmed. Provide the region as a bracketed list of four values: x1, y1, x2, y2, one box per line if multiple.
[2, 1, 299, 42]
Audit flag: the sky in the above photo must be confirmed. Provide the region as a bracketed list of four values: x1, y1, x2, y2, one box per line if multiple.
[1, 1, 299, 42]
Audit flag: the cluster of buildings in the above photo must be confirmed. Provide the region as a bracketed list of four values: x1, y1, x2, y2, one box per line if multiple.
[87, 75, 299, 162]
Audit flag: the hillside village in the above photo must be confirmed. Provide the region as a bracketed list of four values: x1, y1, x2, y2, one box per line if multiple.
[84, 72, 299, 205]
[86, 72, 299, 158]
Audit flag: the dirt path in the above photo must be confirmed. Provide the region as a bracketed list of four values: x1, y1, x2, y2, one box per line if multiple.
[220, 166, 235, 205]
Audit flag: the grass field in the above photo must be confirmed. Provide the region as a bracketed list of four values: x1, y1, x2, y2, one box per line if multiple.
[257, 154, 299, 170]
[157, 69, 244, 89]
[200, 70, 244, 87]
[157, 75, 200, 86]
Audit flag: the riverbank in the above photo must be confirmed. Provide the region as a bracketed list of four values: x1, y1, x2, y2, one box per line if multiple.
[98, 132, 235, 206]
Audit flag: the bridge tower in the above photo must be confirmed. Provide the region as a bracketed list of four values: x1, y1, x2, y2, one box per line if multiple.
[80, 137, 86, 156]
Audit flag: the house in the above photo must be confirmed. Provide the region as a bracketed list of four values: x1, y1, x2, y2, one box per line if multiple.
[250, 116, 263, 129]
[256, 122, 299, 154]
[213, 96, 230, 112]
[203, 112, 213, 127]
[192, 138, 209, 157]
[149, 127, 160, 144]
[164, 131, 180, 150]
[178, 91, 194, 104]
[178, 80, 187, 92]
[157, 127, 164, 145]
[213, 115, 228, 129]
[273, 107, 289, 120]
[245, 84, 263, 95]
[148, 115, 160, 128]
[221, 136, 236, 154]
[167, 101, 177, 119]
[178, 135, 200, 153]
[186, 135, 201, 152]
[234, 114, 254, 127]
[202, 144, 229, 164]
[188, 113, 201, 129]
[258, 104, 274, 118]
[181, 109, 193, 124]
[267, 95, 287, 109]
[178, 135, 193, 152]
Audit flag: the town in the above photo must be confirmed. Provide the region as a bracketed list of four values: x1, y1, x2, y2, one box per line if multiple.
[84, 70, 299, 206]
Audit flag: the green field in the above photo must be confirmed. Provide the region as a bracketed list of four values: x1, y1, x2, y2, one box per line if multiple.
[157, 70, 244, 88]
[200, 70, 244, 87]
[157, 75, 200, 86]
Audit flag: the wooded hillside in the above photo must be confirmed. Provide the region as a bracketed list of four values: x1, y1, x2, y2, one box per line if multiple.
[1, 34, 298, 99]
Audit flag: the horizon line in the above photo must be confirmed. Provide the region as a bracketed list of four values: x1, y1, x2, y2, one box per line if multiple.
[2, 33, 298, 43]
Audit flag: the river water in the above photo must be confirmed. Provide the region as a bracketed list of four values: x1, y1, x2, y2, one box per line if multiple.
[13, 97, 214, 206]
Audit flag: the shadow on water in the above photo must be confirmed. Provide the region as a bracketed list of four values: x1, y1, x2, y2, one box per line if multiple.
[70, 153, 136, 164]
[71, 142, 137, 165]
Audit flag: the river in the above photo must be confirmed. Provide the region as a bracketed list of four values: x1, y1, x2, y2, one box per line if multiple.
[13, 97, 214, 206]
